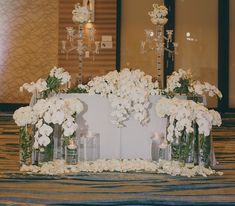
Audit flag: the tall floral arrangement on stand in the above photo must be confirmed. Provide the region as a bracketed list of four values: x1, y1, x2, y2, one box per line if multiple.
[86, 68, 160, 127]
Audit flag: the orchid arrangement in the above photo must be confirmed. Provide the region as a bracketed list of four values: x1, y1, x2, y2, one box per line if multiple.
[156, 97, 222, 143]
[20, 66, 71, 98]
[87, 68, 160, 127]
[165, 69, 222, 100]
[13, 97, 83, 152]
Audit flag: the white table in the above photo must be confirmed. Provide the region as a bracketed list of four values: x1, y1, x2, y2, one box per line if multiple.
[63, 94, 167, 160]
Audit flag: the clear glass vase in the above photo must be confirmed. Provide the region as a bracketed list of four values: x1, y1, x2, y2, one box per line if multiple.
[66, 138, 78, 165]
[77, 132, 100, 161]
[187, 94, 203, 104]
[19, 126, 33, 166]
[199, 134, 212, 166]
[38, 140, 54, 165]
[53, 124, 63, 160]
[171, 130, 194, 165]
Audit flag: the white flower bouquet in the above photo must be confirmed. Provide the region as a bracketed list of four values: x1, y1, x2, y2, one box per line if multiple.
[20, 66, 71, 99]
[165, 69, 222, 101]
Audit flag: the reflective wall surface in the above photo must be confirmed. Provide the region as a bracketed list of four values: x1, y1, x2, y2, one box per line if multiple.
[121, 0, 163, 78]
[174, 0, 218, 108]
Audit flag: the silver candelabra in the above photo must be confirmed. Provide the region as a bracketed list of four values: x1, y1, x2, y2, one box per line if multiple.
[141, 3, 178, 87]
[61, 3, 100, 84]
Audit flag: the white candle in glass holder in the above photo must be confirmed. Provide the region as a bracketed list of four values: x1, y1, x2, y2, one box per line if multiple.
[62, 40, 66, 50]
[85, 51, 90, 58]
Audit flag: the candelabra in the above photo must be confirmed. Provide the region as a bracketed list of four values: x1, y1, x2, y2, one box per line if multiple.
[61, 2, 100, 84]
[141, 3, 178, 87]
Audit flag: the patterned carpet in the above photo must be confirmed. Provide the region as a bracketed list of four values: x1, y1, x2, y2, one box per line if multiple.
[0, 113, 235, 205]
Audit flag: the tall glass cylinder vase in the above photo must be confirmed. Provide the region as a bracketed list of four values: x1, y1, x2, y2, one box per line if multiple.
[19, 126, 32, 166]
[193, 122, 200, 165]
[171, 130, 194, 165]
[53, 124, 63, 160]
[38, 140, 54, 165]
[199, 134, 212, 167]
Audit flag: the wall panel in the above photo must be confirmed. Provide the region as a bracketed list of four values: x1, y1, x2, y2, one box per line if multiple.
[0, 0, 58, 103]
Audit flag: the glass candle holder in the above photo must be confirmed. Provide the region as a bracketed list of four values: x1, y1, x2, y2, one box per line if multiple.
[66, 139, 78, 165]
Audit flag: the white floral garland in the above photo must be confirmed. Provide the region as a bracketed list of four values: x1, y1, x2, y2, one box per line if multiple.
[20, 159, 223, 178]
[87, 68, 160, 127]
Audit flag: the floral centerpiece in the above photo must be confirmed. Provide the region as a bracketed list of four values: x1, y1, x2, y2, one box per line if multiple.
[165, 69, 222, 101]
[86, 68, 160, 127]
[13, 95, 83, 165]
[156, 97, 222, 166]
[20, 66, 71, 99]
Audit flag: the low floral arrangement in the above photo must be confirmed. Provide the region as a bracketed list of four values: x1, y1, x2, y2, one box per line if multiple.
[165, 69, 222, 100]
[20, 159, 223, 178]
[20, 66, 71, 99]
[13, 96, 83, 164]
[72, 3, 90, 24]
[155, 97, 222, 166]
[156, 97, 222, 143]
[86, 68, 160, 127]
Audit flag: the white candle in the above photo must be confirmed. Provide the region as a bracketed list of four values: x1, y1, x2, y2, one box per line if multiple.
[85, 51, 90, 58]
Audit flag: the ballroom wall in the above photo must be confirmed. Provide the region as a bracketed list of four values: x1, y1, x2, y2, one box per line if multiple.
[121, 0, 163, 79]
[0, 0, 117, 104]
[174, 0, 218, 108]
[0, 0, 58, 103]
[58, 0, 117, 86]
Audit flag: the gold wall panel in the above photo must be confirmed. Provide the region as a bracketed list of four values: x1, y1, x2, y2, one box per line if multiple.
[175, 0, 218, 108]
[0, 0, 58, 103]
